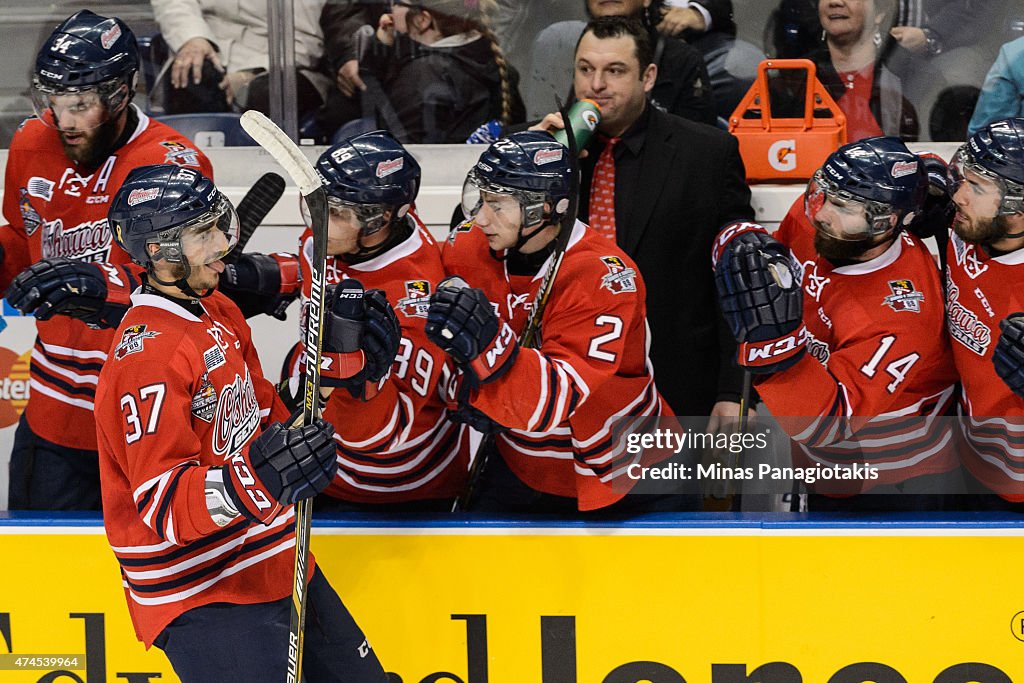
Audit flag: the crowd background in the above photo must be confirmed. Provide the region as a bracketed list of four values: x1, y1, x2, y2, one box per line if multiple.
[0, 1, 1020, 148]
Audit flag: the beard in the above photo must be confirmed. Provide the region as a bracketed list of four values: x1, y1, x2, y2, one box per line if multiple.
[814, 230, 876, 263]
[951, 210, 1012, 244]
[60, 116, 121, 169]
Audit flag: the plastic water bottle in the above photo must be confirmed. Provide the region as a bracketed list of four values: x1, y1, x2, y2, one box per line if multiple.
[553, 99, 602, 152]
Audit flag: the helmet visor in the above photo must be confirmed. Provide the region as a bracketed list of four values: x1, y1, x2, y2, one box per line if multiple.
[805, 169, 877, 241]
[948, 145, 1010, 211]
[179, 196, 239, 265]
[299, 194, 390, 236]
[31, 78, 126, 132]
[461, 170, 523, 220]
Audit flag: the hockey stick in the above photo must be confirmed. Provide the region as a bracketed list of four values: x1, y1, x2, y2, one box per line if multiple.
[239, 110, 326, 683]
[223, 171, 287, 264]
[452, 103, 582, 512]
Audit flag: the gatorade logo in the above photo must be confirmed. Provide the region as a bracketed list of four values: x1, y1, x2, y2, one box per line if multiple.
[0, 347, 31, 428]
[768, 139, 797, 172]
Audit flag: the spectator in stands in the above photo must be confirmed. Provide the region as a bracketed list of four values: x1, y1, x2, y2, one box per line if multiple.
[884, 0, 1008, 140]
[811, 0, 918, 141]
[526, 0, 716, 124]
[968, 36, 1024, 135]
[532, 16, 755, 425]
[318, 0, 525, 144]
[650, 0, 763, 119]
[151, 0, 330, 118]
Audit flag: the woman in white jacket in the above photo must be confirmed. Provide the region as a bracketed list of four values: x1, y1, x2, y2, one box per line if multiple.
[151, 0, 330, 117]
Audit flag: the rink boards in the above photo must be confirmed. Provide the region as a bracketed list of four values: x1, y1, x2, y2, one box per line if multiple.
[0, 513, 1022, 683]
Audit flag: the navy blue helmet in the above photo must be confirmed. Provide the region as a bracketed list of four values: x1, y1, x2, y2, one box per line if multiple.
[806, 136, 927, 239]
[462, 131, 573, 227]
[950, 118, 1024, 216]
[312, 130, 421, 237]
[32, 10, 139, 124]
[109, 165, 238, 268]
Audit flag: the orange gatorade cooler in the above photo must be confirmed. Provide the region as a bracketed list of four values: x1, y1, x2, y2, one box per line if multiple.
[729, 59, 847, 183]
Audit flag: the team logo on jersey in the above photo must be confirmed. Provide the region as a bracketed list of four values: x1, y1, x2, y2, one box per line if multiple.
[26, 176, 54, 201]
[946, 280, 991, 356]
[161, 141, 201, 168]
[806, 330, 830, 365]
[114, 325, 159, 361]
[18, 190, 42, 236]
[40, 218, 112, 262]
[212, 371, 261, 456]
[191, 373, 218, 423]
[950, 231, 989, 279]
[599, 256, 636, 294]
[447, 220, 474, 244]
[802, 260, 831, 302]
[884, 279, 925, 313]
[396, 280, 431, 318]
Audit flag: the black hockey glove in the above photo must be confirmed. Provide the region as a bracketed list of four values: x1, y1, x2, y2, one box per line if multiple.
[219, 252, 301, 320]
[994, 314, 1024, 399]
[6, 258, 134, 328]
[222, 419, 338, 525]
[322, 279, 402, 400]
[448, 402, 509, 435]
[907, 152, 956, 241]
[425, 276, 518, 387]
[712, 221, 806, 375]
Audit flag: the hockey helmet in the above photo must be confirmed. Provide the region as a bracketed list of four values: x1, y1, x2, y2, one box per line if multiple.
[462, 130, 573, 228]
[32, 10, 140, 129]
[109, 165, 238, 268]
[305, 130, 421, 238]
[805, 136, 927, 241]
[948, 117, 1024, 216]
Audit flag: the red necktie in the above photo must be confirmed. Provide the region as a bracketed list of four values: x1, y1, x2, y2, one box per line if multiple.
[588, 137, 620, 240]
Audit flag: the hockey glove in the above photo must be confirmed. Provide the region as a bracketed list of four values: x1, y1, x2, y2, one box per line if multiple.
[322, 279, 402, 400]
[425, 276, 518, 386]
[712, 221, 806, 375]
[907, 153, 955, 240]
[219, 252, 301, 320]
[222, 419, 338, 525]
[994, 314, 1024, 399]
[5, 258, 136, 328]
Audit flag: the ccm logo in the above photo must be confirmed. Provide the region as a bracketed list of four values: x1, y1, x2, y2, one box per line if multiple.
[485, 322, 515, 368]
[742, 325, 808, 366]
[711, 221, 766, 266]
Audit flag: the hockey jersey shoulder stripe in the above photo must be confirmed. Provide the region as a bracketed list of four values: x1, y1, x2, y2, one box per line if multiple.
[38, 339, 109, 362]
[30, 364, 96, 398]
[30, 348, 101, 383]
[28, 379, 94, 410]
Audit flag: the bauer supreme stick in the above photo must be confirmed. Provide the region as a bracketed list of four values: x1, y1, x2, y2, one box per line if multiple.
[239, 110, 327, 683]
[452, 103, 583, 512]
[223, 171, 287, 264]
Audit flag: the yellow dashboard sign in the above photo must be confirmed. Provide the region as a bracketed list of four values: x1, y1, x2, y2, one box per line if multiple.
[1, 526, 1022, 682]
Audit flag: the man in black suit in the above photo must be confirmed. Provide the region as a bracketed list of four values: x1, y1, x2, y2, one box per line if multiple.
[533, 15, 754, 424]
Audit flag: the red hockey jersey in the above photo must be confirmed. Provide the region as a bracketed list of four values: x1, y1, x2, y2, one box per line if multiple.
[290, 215, 469, 503]
[945, 228, 1024, 499]
[441, 219, 671, 511]
[754, 201, 959, 489]
[96, 290, 297, 648]
[1, 108, 212, 450]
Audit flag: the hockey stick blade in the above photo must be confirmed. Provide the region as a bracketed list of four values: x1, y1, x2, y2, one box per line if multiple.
[224, 171, 286, 264]
[240, 110, 321, 196]
[238, 109, 326, 683]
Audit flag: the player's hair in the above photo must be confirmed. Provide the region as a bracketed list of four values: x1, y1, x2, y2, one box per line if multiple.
[578, 16, 655, 73]
[411, 0, 513, 128]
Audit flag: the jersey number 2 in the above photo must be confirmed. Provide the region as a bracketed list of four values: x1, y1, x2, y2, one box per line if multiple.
[121, 384, 166, 444]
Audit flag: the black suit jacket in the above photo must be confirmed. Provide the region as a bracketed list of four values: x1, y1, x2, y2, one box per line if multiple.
[579, 106, 754, 415]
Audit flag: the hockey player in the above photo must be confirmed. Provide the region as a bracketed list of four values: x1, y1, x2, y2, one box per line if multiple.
[281, 131, 469, 509]
[713, 137, 961, 510]
[945, 118, 1024, 504]
[97, 165, 387, 682]
[426, 131, 677, 513]
[1, 10, 212, 510]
